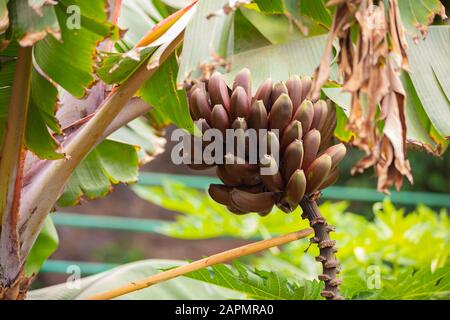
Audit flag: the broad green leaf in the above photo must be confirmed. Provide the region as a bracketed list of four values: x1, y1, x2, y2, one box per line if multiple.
[223, 34, 328, 92]
[406, 26, 450, 140]
[401, 72, 442, 152]
[25, 216, 59, 276]
[10, 0, 60, 46]
[58, 139, 139, 206]
[117, 0, 161, 47]
[185, 261, 323, 300]
[298, 0, 331, 28]
[234, 8, 271, 54]
[177, 0, 233, 85]
[239, 6, 304, 44]
[1, 50, 63, 159]
[96, 46, 157, 85]
[139, 54, 193, 132]
[334, 106, 353, 142]
[322, 87, 350, 115]
[99, 0, 195, 85]
[34, 1, 117, 97]
[243, 1, 329, 43]
[27, 259, 244, 300]
[398, 0, 444, 37]
[25, 69, 63, 159]
[254, 0, 285, 13]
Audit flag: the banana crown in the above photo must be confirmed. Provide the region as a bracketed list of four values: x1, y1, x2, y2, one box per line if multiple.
[186, 69, 346, 216]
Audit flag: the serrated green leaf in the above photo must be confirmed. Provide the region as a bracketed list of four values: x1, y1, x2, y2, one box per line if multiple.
[185, 261, 323, 300]
[376, 267, 450, 300]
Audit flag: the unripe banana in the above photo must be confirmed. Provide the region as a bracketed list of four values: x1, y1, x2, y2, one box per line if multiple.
[242, 175, 262, 186]
[254, 78, 272, 112]
[217, 165, 241, 186]
[224, 153, 259, 178]
[285, 75, 303, 111]
[300, 76, 312, 102]
[211, 104, 230, 136]
[230, 189, 275, 213]
[266, 130, 280, 156]
[279, 169, 306, 212]
[281, 139, 304, 182]
[231, 117, 247, 130]
[319, 168, 339, 190]
[232, 68, 252, 103]
[280, 120, 302, 152]
[227, 204, 247, 215]
[305, 154, 332, 194]
[324, 143, 347, 170]
[188, 82, 205, 99]
[268, 94, 293, 132]
[189, 88, 202, 120]
[271, 81, 289, 105]
[191, 89, 212, 124]
[293, 100, 314, 134]
[187, 163, 213, 170]
[302, 129, 321, 171]
[231, 117, 248, 155]
[260, 154, 284, 192]
[240, 184, 266, 193]
[230, 86, 249, 120]
[185, 70, 343, 217]
[208, 71, 231, 111]
[208, 184, 232, 206]
[248, 100, 268, 130]
[311, 100, 328, 132]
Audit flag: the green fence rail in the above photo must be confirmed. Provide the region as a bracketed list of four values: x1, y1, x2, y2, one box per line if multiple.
[41, 260, 118, 275]
[52, 213, 168, 234]
[41, 172, 449, 275]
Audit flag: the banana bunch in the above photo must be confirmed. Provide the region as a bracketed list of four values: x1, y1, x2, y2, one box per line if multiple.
[186, 69, 346, 215]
